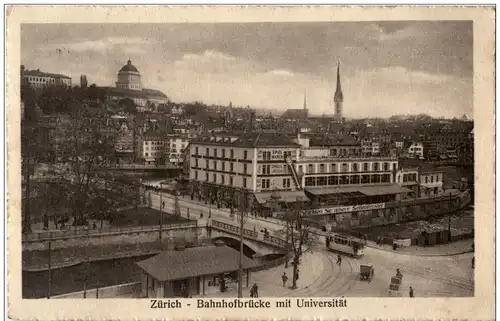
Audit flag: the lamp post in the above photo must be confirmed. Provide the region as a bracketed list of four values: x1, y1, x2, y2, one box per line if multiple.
[237, 190, 247, 298]
[159, 182, 164, 241]
[448, 192, 452, 242]
[47, 240, 52, 298]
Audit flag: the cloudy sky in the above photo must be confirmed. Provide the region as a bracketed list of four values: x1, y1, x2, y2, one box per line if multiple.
[21, 22, 472, 118]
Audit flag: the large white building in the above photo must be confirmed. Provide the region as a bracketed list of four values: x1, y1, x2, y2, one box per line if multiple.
[188, 131, 406, 206]
[21, 65, 72, 89]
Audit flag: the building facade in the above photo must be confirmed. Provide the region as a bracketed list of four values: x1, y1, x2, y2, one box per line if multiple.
[21, 66, 72, 89]
[116, 60, 142, 91]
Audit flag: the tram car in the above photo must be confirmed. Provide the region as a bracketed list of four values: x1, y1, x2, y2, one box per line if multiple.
[325, 234, 366, 258]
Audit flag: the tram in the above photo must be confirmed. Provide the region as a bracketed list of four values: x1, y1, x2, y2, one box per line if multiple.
[325, 234, 366, 258]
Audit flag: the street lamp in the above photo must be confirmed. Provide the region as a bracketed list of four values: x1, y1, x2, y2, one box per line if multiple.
[237, 190, 247, 298]
[159, 182, 164, 241]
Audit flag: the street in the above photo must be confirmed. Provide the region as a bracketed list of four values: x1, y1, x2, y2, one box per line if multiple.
[150, 190, 474, 297]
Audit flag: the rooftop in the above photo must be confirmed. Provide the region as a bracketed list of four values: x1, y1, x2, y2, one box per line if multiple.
[192, 132, 300, 148]
[136, 245, 259, 281]
[306, 183, 412, 196]
[119, 60, 139, 73]
[23, 69, 71, 79]
[101, 86, 168, 99]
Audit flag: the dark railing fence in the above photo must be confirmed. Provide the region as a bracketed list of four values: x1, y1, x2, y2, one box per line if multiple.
[23, 221, 198, 242]
[211, 220, 286, 247]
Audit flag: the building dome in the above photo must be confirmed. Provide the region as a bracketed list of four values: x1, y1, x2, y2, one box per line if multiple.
[119, 60, 139, 73]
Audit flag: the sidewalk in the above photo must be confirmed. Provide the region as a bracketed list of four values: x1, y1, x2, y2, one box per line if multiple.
[166, 194, 475, 257]
[195, 251, 325, 298]
[366, 239, 474, 256]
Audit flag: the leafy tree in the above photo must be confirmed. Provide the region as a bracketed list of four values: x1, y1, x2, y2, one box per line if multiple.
[119, 98, 137, 114]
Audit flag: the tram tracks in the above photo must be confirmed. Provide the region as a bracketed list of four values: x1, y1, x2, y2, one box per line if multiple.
[288, 250, 359, 297]
[378, 260, 473, 293]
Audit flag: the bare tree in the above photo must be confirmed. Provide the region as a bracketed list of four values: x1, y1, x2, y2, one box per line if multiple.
[54, 108, 116, 226]
[276, 200, 318, 289]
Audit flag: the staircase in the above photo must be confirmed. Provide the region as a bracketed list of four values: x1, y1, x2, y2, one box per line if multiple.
[285, 156, 302, 190]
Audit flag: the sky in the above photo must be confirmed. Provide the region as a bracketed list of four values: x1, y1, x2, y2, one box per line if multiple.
[21, 22, 473, 118]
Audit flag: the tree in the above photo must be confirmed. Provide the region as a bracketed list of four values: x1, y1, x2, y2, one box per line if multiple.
[54, 107, 117, 226]
[119, 98, 137, 114]
[276, 201, 318, 289]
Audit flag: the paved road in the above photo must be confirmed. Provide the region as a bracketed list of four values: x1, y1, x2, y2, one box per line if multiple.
[149, 191, 474, 297]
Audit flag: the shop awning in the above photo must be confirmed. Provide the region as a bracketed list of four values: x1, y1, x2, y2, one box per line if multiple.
[305, 186, 361, 196]
[255, 190, 309, 204]
[306, 184, 412, 197]
[357, 184, 412, 196]
[136, 245, 259, 282]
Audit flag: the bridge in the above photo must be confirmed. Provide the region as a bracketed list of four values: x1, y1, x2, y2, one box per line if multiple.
[22, 216, 290, 258]
[207, 219, 288, 258]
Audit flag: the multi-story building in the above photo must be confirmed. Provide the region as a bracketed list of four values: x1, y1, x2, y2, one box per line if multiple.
[361, 137, 381, 156]
[101, 60, 169, 109]
[395, 167, 419, 197]
[166, 135, 190, 166]
[188, 131, 407, 210]
[419, 168, 444, 197]
[21, 65, 72, 89]
[406, 141, 424, 159]
[138, 131, 165, 165]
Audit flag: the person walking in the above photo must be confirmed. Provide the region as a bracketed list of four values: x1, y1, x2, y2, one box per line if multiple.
[282, 272, 288, 287]
[409, 286, 414, 297]
[472, 256, 475, 269]
[162, 201, 165, 209]
[337, 254, 342, 266]
[250, 283, 259, 298]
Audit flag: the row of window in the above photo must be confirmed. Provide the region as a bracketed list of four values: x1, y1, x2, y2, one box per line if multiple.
[259, 178, 291, 190]
[195, 147, 249, 160]
[194, 171, 248, 188]
[304, 174, 392, 187]
[194, 159, 248, 174]
[423, 175, 440, 184]
[298, 162, 396, 174]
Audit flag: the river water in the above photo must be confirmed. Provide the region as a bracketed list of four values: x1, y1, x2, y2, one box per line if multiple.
[23, 254, 154, 299]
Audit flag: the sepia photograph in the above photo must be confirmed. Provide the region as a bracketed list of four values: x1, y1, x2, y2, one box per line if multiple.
[6, 5, 495, 321]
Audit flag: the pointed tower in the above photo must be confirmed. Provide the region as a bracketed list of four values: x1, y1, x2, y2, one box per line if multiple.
[334, 62, 344, 121]
[303, 90, 307, 110]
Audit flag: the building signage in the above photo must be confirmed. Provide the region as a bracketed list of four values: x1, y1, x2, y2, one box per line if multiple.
[303, 202, 386, 216]
[270, 164, 284, 174]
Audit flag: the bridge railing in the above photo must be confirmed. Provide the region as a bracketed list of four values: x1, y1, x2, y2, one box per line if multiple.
[23, 221, 198, 242]
[211, 220, 287, 248]
[263, 234, 288, 247]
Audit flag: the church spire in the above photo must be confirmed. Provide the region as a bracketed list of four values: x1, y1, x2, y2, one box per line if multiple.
[334, 62, 343, 102]
[334, 61, 344, 121]
[303, 90, 307, 110]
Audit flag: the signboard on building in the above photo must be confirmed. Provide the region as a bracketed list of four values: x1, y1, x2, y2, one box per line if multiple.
[270, 164, 284, 174]
[297, 202, 386, 216]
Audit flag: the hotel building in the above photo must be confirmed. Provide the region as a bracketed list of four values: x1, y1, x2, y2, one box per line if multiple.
[188, 131, 409, 210]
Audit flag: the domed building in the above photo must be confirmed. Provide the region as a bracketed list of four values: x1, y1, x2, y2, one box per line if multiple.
[102, 60, 170, 111]
[116, 60, 142, 91]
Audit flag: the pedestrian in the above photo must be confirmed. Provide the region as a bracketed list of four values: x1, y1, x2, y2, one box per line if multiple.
[92, 222, 97, 230]
[472, 256, 475, 269]
[409, 286, 414, 297]
[250, 283, 258, 298]
[337, 254, 342, 266]
[282, 272, 288, 287]
[200, 213, 204, 219]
